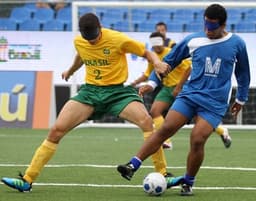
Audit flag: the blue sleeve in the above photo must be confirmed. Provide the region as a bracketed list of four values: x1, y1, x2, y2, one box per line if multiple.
[234, 40, 250, 102]
[163, 36, 191, 69]
[148, 70, 162, 86]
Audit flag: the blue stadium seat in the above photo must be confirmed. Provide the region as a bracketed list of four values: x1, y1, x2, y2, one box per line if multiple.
[137, 21, 155, 32]
[172, 9, 195, 23]
[149, 9, 172, 22]
[43, 20, 64, 31]
[114, 21, 133, 32]
[100, 9, 127, 24]
[65, 22, 72, 31]
[226, 9, 243, 25]
[23, 3, 37, 14]
[78, 7, 93, 17]
[234, 22, 256, 32]
[167, 22, 185, 32]
[244, 9, 256, 22]
[130, 9, 149, 24]
[10, 7, 31, 24]
[185, 22, 204, 32]
[0, 18, 17, 30]
[33, 8, 54, 24]
[56, 7, 71, 24]
[19, 19, 41, 31]
[100, 10, 125, 28]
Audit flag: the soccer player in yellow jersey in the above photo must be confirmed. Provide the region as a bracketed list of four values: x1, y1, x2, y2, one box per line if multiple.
[1, 13, 171, 192]
[137, 32, 191, 150]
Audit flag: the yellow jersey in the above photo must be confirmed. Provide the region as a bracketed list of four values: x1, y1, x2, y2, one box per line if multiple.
[74, 28, 146, 86]
[144, 47, 191, 87]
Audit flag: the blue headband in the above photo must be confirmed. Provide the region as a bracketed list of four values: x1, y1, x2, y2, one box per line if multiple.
[204, 20, 220, 31]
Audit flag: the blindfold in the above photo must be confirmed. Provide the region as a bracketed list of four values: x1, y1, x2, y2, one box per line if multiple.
[204, 20, 220, 31]
[80, 27, 100, 40]
[149, 37, 164, 46]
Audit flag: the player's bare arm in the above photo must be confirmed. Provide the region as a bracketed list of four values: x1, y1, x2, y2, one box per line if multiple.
[62, 54, 84, 81]
[173, 66, 191, 97]
[143, 50, 170, 76]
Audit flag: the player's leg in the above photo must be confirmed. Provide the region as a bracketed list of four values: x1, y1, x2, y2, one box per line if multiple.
[214, 125, 232, 148]
[119, 101, 170, 177]
[151, 86, 176, 150]
[2, 100, 94, 192]
[151, 101, 173, 149]
[118, 109, 188, 180]
[176, 116, 213, 196]
[177, 109, 222, 196]
[117, 97, 191, 181]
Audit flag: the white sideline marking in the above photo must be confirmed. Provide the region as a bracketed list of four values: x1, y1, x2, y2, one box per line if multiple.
[0, 164, 256, 171]
[0, 182, 255, 190]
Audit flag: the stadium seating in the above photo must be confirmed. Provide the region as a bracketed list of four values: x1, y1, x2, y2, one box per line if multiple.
[185, 22, 204, 32]
[19, 19, 41, 31]
[22, 3, 38, 14]
[78, 7, 93, 17]
[130, 9, 150, 24]
[113, 21, 132, 32]
[234, 22, 256, 32]
[33, 8, 55, 24]
[167, 22, 185, 32]
[136, 21, 155, 32]
[2, 3, 256, 33]
[0, 18, 17, 30]
[56, 7, 72, 25]
[172, 9, 196, 23]
[65, 22, 72, 31]
[43, 20, 65, 31]
[9, 7, 31, 24]
[149, 9, 172, 23]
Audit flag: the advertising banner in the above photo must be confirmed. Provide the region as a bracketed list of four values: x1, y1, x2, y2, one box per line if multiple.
[0, 71, 53, 128]
[0, 32, 255, 86]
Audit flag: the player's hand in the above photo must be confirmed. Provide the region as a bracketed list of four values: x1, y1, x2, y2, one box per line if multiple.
[138, 85, 153, 97]
[231, 102, 242, 118]
[154, 61, 171, 77]
[61, 70, 72, 81]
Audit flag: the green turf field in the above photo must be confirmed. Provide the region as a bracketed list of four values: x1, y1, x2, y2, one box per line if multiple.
[0, 127, 256, 201]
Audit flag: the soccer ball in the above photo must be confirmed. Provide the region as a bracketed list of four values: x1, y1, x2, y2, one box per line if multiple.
[142, 172, 167, 196]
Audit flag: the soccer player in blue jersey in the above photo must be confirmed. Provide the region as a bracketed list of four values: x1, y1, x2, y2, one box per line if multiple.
[117, 4, 250, 196]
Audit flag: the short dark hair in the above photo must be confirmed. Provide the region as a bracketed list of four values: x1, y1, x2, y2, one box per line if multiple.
[79, 13, 101, 40]
[155, 22, 167, 31]
[204, 4, 227, 25]
[149, 32, 165, 40]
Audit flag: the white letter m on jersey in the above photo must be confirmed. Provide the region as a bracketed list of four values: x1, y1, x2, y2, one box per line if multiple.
[204, 57, 221, 77]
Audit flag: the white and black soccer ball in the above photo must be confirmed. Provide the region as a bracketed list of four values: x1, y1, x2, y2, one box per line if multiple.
[142, 172, 167, 196]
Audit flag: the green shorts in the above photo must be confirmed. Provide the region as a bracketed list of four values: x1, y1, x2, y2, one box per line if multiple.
[154, 85, 176, 104]
[71, 84, 143, 119]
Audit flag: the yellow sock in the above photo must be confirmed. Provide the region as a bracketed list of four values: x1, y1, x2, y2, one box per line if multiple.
[215, 126, 224, 136]
[143, 131, 167, 175]
[23, 139, 57, 183]
[153, 116, 171, 145]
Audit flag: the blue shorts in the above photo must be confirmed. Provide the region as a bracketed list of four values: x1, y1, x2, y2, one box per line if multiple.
[171, 97, 222, 128]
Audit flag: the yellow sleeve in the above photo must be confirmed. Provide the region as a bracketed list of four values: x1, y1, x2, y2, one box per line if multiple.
[144, 63, 154, 77]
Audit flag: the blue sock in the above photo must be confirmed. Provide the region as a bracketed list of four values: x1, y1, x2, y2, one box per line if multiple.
[184, 173, 195, 186]
[129, 156, 142, 171]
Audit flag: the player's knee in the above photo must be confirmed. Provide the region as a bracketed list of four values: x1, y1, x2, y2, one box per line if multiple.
[190, 137, 206, 152]
[47, 124, 66, 143]
[138, 114, 154, 131]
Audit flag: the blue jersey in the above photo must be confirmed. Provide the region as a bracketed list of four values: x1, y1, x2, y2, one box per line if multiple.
[160, 32, 250, 116]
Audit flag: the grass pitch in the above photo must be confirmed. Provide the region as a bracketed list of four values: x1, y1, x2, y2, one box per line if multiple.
[0, 127, 256, 201]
